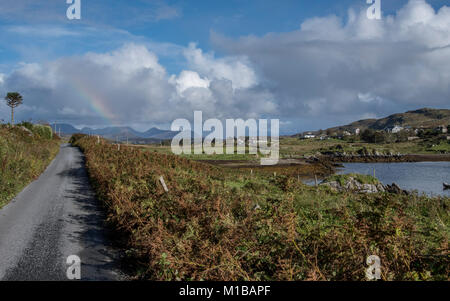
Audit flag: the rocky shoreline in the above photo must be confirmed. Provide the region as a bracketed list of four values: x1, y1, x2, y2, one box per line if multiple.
[321, 175, 409, 195]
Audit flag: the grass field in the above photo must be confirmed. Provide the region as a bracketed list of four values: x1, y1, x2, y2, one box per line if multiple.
[73, 135, 449, 281]
[279, 137, 450, 157]
[0, 124, 60, 208]
[130, 136, 450, 163]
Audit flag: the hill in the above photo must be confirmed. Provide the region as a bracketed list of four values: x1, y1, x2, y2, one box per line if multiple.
[141, 127, 179, 139]
[332, 108, 450, 132]
[294, 108, 450, 136]
[51, 124, 179, 141]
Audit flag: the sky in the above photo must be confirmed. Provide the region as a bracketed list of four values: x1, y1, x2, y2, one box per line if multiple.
[0, 0, 449, 134]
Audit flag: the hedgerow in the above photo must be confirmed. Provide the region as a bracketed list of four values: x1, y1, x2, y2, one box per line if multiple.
[0, 125, 60, 208]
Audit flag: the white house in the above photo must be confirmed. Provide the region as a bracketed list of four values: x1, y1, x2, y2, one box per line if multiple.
[388, 125, 404, 134]
[303, 132, 316, 139]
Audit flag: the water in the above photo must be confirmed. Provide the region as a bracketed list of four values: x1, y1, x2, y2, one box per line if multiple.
[337, 162, 450, 197]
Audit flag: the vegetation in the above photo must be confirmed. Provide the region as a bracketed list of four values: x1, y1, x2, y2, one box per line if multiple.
[322, 108, 450, 133]
[72, 135, 449, 281]
[4, 92, 23, 125]
[0, 123, 60, 208]
[278, 135, 450, 158]
[325, 173, 380, 186]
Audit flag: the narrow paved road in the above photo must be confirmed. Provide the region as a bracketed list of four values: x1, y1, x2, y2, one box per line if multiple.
[0, 144, 124, 280]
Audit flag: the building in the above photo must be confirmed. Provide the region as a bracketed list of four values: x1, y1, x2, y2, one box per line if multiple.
[343, 131, 351, 136]
[303, 132, 316, 139]
[354, 128, 361, 135]
[386, 125, 404, 134]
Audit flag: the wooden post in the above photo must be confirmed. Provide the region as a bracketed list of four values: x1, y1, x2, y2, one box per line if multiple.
[373, 168, 376, 178]
[159, 176, 169, 192]
[315, 174, 318, 187]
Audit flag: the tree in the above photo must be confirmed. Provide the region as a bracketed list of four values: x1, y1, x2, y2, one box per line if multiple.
[361, 129, 375, 143]
[5, 92, 23, 126]
[361, 129, 386, 144]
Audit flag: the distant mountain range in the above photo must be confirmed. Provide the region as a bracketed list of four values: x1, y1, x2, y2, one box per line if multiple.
[50, 124, 179, 141]
[294, 108, 450, 136]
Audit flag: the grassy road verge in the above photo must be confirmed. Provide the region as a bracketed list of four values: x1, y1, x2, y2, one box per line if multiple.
[0, 124, 60, 208]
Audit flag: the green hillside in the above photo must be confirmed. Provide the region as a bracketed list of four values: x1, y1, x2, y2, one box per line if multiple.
[329, 108, 450, 132]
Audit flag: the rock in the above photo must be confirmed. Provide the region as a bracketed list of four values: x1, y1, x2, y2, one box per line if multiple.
[321, 176, 382, 194]
[360, 184, 378, 193]
[384, 183, 408, 195]
[376, 184, 385, 192]
[19, 126, 33, 137]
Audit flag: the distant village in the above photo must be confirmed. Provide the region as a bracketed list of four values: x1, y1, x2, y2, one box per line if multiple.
[299, 124, 450, 142]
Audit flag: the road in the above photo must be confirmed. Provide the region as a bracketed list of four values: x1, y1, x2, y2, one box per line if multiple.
[0, 144, 125, 281]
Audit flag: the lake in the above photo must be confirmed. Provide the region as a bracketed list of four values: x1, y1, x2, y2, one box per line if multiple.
[337, 162, 450, 197]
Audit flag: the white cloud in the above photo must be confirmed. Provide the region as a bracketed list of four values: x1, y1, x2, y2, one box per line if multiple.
[183, 43, 258, 90]
[170, 70, 210, 95]
[86, 43, 166, 76]
[1, 43, 275, 127]
[4, 25, 81, 37]
[211, 0, 450, 126]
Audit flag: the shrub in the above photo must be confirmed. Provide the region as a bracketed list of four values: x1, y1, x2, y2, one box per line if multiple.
[0, 126, 60, 208]
[69, 133, 87, 144]
[32, 124, 53, 139]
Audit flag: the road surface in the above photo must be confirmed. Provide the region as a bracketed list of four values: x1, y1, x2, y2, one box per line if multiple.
[0, 144, 125, 281]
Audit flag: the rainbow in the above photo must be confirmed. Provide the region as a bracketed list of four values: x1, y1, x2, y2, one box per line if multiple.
[69, 77, 117, 126]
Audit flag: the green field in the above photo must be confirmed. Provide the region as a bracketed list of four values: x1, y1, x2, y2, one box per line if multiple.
[129, 135, 450, 166]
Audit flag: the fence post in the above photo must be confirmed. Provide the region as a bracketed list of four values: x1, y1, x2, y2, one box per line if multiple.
[159, 176, 169, 192]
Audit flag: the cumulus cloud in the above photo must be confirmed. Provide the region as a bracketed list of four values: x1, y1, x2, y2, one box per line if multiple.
[0, 43, 275, 128]
[211, 0, 450, 129]
[170, 70, 210, 95]
[183, 43, 258, 90]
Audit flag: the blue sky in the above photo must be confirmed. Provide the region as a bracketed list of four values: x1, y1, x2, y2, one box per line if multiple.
[1, 0, 448, 70]
[0, 0, 449, 133]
